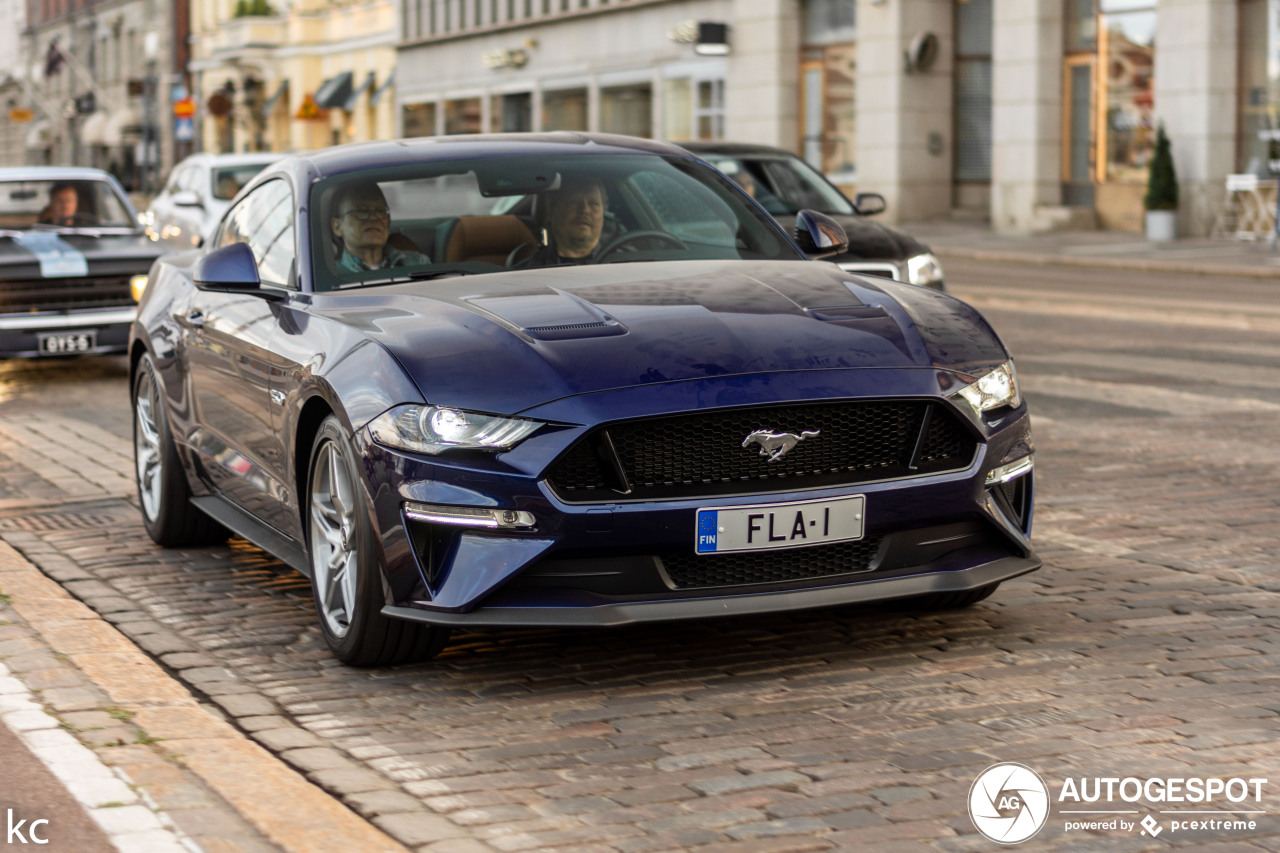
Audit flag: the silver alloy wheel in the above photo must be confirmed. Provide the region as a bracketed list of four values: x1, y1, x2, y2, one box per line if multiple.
[310, 439, 359, 639]
[133, 366, 163, 521]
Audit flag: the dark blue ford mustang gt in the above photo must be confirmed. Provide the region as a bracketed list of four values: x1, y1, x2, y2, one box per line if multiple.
[130, 133, 1038, 666]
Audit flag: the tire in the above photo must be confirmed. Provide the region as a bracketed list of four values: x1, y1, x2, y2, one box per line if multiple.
[907, 582, 1000, 612]
[306, 415, 450, 666]
[133, 353, 228, 547]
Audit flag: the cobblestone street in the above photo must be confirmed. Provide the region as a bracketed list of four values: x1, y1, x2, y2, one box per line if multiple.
[1, 258, 1279, 851]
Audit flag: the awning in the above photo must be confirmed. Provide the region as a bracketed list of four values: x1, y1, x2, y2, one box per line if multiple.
[103, 106, 142, 146]
[262, 79, 289, 117]
[314, 71, 353, 110]
[24, 119, 50, 149]
[344, 71, 375, 111]
[80, 111, 108, 146]
[370, 71, 394, 108]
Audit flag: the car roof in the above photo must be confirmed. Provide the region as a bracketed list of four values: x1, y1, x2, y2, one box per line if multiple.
[0, 166, 121, 182]
[177, 152, 286, 168]
[281, 133, 694, 179]
[678, 141, 798, 158]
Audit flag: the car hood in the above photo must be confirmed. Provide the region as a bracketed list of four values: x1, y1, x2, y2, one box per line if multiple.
[0, 230, 165, 278]
[822, 214, 930, 262]
[311, 259, 1006, 416]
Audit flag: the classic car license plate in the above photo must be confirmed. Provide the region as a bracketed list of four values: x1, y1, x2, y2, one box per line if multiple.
[696, 495, 866, 554]
[38, 332, 96, 354]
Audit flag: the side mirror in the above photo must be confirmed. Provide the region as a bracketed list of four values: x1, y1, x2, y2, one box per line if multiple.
[793, 210, 850, 259]
[193, 242, 281, 298]
[853, 192, 887, 216]
[172, 190, 203, 208]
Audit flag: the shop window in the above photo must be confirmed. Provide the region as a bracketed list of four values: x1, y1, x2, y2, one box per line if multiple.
[496, 93, 532, 132]
[403, 102, 436, 137]
[600, 83, 652, 138]
[543, 88, 588, 131]
[954, 0, 992, 185]
[444, 98, 482, 134]
[1237, 0, 1280, 174]
[664, 79, 693, 140]
[800, 0, 855, 181]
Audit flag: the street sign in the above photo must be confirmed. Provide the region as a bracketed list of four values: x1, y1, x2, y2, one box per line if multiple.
[8, 107, 34, 123]
[174, 117, 194, 142]
[295, 94, 322, 120]
[173, 98, 195, 119]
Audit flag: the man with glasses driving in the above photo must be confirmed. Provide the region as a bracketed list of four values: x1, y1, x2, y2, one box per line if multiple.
[331, 183, 430, 271]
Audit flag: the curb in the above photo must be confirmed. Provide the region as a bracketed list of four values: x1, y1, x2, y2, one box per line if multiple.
[0, 539, 407, 853]
[933, 245, 1280, 279]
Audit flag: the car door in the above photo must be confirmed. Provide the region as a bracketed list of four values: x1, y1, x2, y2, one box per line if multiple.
[180, 179, 294, 520]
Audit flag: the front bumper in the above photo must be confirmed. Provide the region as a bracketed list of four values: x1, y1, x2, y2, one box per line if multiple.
[0, 307, 135, 357]
[359, 378, 1036, 627]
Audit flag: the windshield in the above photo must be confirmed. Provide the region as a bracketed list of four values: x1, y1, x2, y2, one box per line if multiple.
[309, 153, 798, 292]
[211, 164, 274, 200]
[0, 178, 136, 229]
[703, 155, 855, 217]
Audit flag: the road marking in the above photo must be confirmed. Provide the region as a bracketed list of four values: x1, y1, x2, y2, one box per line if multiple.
[957, 287, 1280, 333]
[1016, 351, 1280, 391]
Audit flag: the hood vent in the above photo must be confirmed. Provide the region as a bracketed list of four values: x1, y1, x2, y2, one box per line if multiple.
[524, 320, 626, 341]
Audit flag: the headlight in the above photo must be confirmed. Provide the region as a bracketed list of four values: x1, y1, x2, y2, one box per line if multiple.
[130, 275, 149, 302]
[952, 361, 1020, 414]
[368, 405, 543, 455]
[906, 253, 944, 287]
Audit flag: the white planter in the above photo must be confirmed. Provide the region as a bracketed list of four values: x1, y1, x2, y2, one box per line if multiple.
[1145, 209, 1177, 243]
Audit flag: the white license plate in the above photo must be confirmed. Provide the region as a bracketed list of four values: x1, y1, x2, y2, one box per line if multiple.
[38, 332, 96, 354]
[696, 495, 866, 554]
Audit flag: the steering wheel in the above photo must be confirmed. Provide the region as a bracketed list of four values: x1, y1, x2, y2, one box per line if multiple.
[505, 241, 535, 268]
[595, 230, 686, 261]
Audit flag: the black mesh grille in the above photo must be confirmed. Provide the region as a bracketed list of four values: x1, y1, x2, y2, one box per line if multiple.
[0, 276, 135, 314]
[661, 536, 883, 589]
[547, 401, 975, 502]
[995, 474, 1032, 533]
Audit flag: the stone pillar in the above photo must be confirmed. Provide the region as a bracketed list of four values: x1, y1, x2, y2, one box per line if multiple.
[855, 0, 953, 225]
[991, 0, 1067, 233]
[726, 0, 800, 148]
[1155, 0, 1236, 237]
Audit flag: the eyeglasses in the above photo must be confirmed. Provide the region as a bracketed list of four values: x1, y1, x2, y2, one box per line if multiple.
[342, 207, 390, 221]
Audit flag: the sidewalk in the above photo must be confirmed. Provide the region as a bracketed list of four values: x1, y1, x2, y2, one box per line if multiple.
[0, 539, 406, 853]
[902, 220, 1280, 279]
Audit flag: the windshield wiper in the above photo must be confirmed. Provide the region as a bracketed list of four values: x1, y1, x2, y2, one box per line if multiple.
[341, 269, 473, 289]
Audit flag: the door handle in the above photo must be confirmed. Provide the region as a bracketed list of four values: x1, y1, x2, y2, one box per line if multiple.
[185, 309, 205, 328]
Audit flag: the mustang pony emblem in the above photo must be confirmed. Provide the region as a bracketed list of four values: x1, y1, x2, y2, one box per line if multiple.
[742, 429, 821, 462]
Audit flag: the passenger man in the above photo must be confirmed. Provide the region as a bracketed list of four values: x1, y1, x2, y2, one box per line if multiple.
[331, 183, 430, 271]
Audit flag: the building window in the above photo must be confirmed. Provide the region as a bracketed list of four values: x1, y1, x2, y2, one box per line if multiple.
[445, 98, 482, 134]
[1238, 0, 1280, 173]
[403, 102, 436, 137]
[494, 93, 532, 131]
[800, 0, 855, 181]
[599, 83, 652, 137]
[695, 80, 724, 140]
[543, 88, 588, 130]
[954, 0, 992, 185]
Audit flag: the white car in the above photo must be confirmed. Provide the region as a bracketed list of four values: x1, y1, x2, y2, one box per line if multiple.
[147, 152, 282, 246]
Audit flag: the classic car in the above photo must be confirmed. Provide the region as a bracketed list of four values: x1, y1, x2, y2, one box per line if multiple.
[130, 133, 1037, 666]
[680, 141, 946, 291]
[1, 167, 163, 358]
[146, 152, 284, 247]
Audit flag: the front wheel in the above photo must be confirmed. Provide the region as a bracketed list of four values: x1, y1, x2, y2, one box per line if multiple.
[133, 353, 227, 547]
[306, 416, 450, 666]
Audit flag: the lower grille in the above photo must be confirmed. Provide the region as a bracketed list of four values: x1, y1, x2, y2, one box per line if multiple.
[547, 400, 976, 502]
[660, 536, 883, 589]
[994, 473, 1032, 534]
[0, 276, 135, 314]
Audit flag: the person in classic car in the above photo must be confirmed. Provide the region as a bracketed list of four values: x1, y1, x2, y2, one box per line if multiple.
[330, 182, 431, 271]
[38, 181, 96, 227]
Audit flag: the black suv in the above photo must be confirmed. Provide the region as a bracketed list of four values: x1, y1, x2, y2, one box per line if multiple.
[681, 141, 945, 291]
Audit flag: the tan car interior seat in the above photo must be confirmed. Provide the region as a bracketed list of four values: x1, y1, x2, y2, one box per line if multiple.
[443, 215, 537, 266]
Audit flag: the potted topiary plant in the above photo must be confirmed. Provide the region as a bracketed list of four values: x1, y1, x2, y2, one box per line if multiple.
[1144, 123, 1178, 242]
